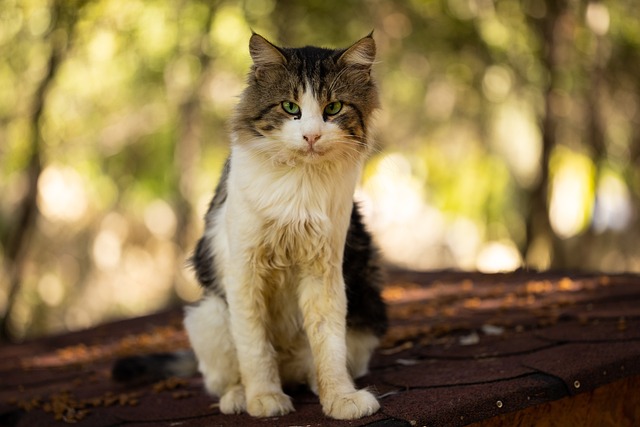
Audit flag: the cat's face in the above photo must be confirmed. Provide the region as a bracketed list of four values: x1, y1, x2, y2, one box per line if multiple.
[231, 34, 379, 166]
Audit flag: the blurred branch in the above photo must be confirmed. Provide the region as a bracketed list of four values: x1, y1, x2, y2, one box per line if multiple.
[170, 2, 216, 300]
[174, 2, 215, 234]
[0, 1, 86, 342]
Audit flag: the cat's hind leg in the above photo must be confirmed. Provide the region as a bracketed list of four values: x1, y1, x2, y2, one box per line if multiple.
[278, 329, 379, 396]
[346, 328, 379, 379]
[278, 335, 318, 394]
[184, 294, 246, 414]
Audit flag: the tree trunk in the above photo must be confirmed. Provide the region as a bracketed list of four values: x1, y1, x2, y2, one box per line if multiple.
[0, 2, 84, 342]
[523, 0, 571, 269]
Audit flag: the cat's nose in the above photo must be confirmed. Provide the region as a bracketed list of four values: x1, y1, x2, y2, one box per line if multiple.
[303, 134, 321, 147]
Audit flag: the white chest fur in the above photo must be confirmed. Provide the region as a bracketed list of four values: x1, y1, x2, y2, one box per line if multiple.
[223, 145, 362, 271]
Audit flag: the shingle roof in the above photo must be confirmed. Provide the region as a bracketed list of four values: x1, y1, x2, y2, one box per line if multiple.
[1, 270, 639, 426]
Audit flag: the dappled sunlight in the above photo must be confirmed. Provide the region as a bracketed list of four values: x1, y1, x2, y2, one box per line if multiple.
[211, 5, 252, 54]
[37, 273, 65, 307]
[593, 171, 633, 233]
[360, 153, 448, 269]
[476, 241, 522, 273]
[93, 228, 122, 270]
[144, 199, 177, 240]
[492, 100, 541, 188]
[424, 81, 456, 121]
[37, 166, 88, 223]
[361, 153, 522, 271]
[549, 149, 595, 239]
[482, 65, 513, 102]
[586, 3, 610, 36]
[205, 70, 246, 113]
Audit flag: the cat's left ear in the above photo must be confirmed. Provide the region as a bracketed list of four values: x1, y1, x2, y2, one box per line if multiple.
[338, 33, 376, 69]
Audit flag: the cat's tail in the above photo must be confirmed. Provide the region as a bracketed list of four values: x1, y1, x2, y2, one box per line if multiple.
[111, 350, 197, 384]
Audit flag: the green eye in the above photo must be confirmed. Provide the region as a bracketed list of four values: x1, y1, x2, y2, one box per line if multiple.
[282, 101, 300, 115]
[324, 101, 343, 116]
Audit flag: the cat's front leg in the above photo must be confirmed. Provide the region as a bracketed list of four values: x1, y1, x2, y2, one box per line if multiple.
[226, 270, 294, 417]
[298, 271, 380, 420]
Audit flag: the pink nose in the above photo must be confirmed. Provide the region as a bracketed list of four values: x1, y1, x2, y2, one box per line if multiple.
[303, 134, 321, 147]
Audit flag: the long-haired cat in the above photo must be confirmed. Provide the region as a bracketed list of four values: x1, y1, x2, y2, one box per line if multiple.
[114, 33, 387, 420]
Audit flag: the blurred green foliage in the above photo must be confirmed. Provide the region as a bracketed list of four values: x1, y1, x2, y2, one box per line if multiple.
[1, 0, 639, 340]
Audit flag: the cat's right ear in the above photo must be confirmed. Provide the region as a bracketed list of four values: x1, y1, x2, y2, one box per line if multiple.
[249, 33, 286, 77]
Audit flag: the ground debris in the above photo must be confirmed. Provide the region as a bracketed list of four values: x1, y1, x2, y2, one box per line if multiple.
[153, 377, 189, 393]
[10, 389, 142, 424]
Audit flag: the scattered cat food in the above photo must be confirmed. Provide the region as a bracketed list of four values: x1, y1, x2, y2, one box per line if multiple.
[153, 377, 189, 393]
[15, 396, 42, 411]
[617, 317, 627, 331]
[41, 391, 89, 423]
[172, 390, 194, 399]
[10, 390, 141, 424]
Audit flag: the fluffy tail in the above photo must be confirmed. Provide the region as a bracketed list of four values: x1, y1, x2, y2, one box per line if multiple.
[111, 350, 197, 384]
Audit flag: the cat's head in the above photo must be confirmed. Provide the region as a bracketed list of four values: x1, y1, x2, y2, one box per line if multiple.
[231, 33, 379, 166]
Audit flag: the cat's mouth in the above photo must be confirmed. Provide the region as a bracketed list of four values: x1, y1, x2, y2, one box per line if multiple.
[299, 146, 328, 160]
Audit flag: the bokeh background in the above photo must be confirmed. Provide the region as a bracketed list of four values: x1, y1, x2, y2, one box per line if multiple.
[1, 0, 639, 341]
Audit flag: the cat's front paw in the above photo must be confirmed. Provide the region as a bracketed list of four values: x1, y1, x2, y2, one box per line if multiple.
[323, 389, 380, 420]
[247, 391, 294, 417]
[219, 385, 246, 414]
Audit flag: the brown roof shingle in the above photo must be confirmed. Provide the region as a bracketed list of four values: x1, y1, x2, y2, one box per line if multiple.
[1, 270, 639, 426]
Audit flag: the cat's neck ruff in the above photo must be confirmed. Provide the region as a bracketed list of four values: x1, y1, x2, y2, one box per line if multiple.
[227, 142, 362, 223]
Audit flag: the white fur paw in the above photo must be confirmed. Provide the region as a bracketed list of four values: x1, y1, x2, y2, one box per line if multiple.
[323, 389, 380, 420]
[247, 392, 294, 417]
[219, 386, 246, 414]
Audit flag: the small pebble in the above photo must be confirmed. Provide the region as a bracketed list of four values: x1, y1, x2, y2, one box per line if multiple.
[481, 324, 505, 336]
[459, 331, 480, 346]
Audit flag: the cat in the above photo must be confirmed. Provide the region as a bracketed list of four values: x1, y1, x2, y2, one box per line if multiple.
[114, 33, 387, 420]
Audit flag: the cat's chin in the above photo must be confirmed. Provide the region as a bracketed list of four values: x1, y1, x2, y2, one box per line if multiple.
[300, 149, 328, 163]
[278, 147, 331, 165]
